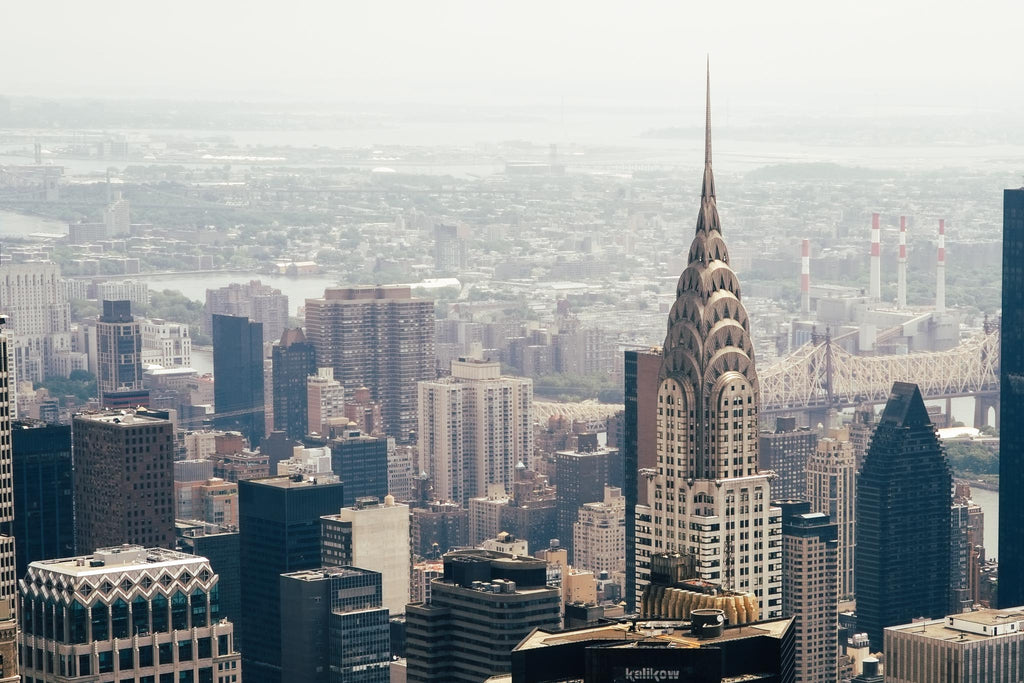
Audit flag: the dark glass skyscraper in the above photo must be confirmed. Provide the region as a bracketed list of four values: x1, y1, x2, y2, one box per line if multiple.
[12, 419, 74, 578]
[999, 187, 1024, 608]
[238, 475, 344, 683]
[406, 549, 560, 682]
[855, 382, 951, 650]
[272, 328, 316, 440]
[213, 313, 265, 447]
[177, 521, 241, 634]
[328, 432, 389, 507]
[280, 566, 391, 683]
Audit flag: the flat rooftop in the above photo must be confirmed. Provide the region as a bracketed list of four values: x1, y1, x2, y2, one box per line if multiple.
[246, 474, 340, 489]
[515, 618, 793, 652]
[283, 566, 379, 582]
[30, 546, 203, 578]
[74, 411, 168, 426]
[953, 609, 1024, 627]
[887, 608, 1024, 642]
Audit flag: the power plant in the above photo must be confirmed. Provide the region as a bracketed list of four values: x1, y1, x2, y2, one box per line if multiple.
[791, 213, 958, 356]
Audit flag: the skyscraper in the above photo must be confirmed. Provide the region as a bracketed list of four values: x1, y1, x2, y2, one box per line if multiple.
[204, 280, 288, 341]
[0, 261, 73, 383]
[280, 566, 391, 683]
[103, 194, 131, 235]
[885, 607, 1024, 682]
[410, 502, 468, 557]
[96, 299, 144, 407]
[325, 430, 390, 507]
[12, 419, 74, 578]
[238, 474, 344, 683]
[307, 367, 346, 435]
[18, 546, 242, 683]
[212, 313, 265, 447]
[951, 485, 985, 612]
[758, 416, 817, 501]
[553, 438, 615, 563]
[305, 286, 435, 442]
[433, 223, 468, 273]
[405, 549, 560, 682]
[0, 331, 18, 683]
[320, 495, 411, 616]
[1000, 186, 1024, 608]
[806, 427, 856, 599]
[417, 358, 533, 505]
[139, 317, 192, 368]
[272, 327, 317, 440]
[856, 382, 951, 650]
[572, 486, 626, 585]
[622, 347, 660, 614]
[848, 403, 876, 471]
[634, 69, 782, 620]
[73, 409, 175, 552]
[176, 520, 241, 632]
[778, 500, 838, 683]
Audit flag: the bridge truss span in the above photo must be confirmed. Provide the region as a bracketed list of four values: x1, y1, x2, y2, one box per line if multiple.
[760, 329, 1000, 413]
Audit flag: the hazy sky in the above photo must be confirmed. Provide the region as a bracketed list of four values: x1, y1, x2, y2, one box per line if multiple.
[3, 1, 1022, 115]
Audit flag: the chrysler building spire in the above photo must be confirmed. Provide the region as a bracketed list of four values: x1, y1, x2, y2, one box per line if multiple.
[702, 56, 715, 200]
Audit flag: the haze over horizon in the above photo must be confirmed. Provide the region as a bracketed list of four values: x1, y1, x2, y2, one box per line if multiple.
[3, 0, 1023, 120]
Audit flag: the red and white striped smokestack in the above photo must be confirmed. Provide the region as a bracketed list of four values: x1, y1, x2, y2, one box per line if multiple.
[870, 212, 881, 301]
[897, 216, 907, 309]
[801, 238, 810, 317]
[936, 218, 946, 313]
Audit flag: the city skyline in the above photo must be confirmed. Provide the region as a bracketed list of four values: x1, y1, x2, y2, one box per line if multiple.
[0, 26, 1019, 679]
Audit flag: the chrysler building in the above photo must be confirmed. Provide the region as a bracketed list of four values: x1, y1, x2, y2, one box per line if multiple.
[636, 67, 782, 620]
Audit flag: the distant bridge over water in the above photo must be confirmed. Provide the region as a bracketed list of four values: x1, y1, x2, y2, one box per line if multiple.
[537, 326, 1001, 430]
[760, 326, 1000, 427]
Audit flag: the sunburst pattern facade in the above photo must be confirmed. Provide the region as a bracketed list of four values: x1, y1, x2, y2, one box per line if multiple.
[635, 72, 783, 620]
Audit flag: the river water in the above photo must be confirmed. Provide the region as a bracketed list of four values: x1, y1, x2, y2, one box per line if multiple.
[139, 272, 342, 317]
[970, 486, 999, 560]
[0, 210, 67, 239]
